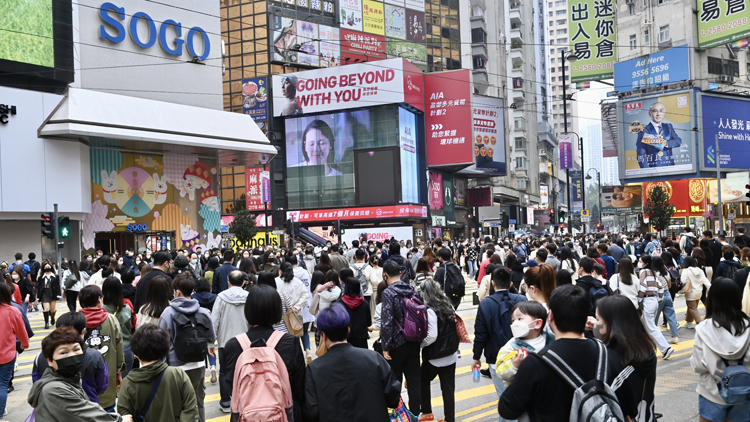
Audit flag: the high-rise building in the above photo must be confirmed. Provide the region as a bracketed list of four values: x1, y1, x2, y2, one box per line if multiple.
[582, 124, 619, 186]
[548, 0, 579, 137]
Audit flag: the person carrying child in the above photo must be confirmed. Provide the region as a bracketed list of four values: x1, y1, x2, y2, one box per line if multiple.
[495, 301, 555, 386]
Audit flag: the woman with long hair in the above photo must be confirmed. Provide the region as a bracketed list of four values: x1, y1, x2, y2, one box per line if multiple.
[595, 295, 657, 422]
[681, 256, 711, 328]
[422, 246, 437, 272]
[315, 252, 333, 274]
[38, 260, 61, 329]
[522, 264, 556, 308]
[261, 250, 280, 274]
[417, 279, 459, 422]
[692, 277, 750, 422]
[699, 239, 714, 279]
[102, 277, 133, 377]
[257, 271, 293, 334]
[135, 276, 171, 330]
[559, 247, 578, 282]
[413, 258, 434, 294]
[238, 257, 258, 285]
[610, 257, 639, 309]
[64, 260, 84, 312]
[637, 255, 674, 360]
[336, 277, 371, 349]
[651, 256, 680, 345]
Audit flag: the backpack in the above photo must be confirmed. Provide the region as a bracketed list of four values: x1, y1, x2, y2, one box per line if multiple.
[667, 268, 682, 291]
[171, 311, 212, 363]
[489, 291, 520, 347]
[539, 340, 625, 422]
[443, 262, 466, 298]
[352, 264, 369, 295]
[588, 279, 612, 305]
[26, 260, 40, 284]
[396, 295, 429, 342]
[231, 332, 293, 422]
[650, 241, 662, 257]
[718, 352, 750, 405]
[682, 236, 694, 256]
[726, 263, 740, 281]
[124, 298, 136, 332]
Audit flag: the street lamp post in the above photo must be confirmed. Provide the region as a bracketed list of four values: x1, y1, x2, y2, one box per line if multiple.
[585, 168, 601, 231]
[561, 51, 578, 234]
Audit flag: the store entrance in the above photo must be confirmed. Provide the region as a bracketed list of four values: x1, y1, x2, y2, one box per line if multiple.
[94, 231, 176, 255]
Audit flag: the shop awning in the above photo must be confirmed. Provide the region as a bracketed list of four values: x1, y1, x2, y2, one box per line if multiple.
[38, 88, 276, 166]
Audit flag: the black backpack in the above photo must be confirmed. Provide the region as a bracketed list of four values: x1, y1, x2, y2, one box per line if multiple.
[26, 260, 40, 284]
[682, 236, 693, 256]
[444, 262, 465, 298]
[172, 311, 212, 363]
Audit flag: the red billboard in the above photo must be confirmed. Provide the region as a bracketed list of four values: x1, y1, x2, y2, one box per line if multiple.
[424, 69, 473, 167]
[340, 29, 386, 63]
[643, 179, 708, 218]
[286, 205, 428, 222]
[245, 167, 266, 211]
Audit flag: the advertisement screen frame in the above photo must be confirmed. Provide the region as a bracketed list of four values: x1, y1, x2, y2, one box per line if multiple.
[354, 146, 402, 206]
[698, 91, 750, 172]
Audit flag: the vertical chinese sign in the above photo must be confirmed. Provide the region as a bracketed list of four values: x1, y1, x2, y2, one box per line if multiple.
[570, 169, 584, 211]
[569, 0, 616, 83]
[424, 70, 473, 167]
[245, 167, 267, 211]
[697, 0, 750, 49]
[559, 133, 573, 170]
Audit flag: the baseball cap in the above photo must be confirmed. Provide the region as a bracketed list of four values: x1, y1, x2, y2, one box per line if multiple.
[522, 259, 539, 268]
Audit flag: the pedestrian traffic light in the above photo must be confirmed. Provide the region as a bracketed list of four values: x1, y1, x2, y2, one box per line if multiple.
[558, 210, 566, 224]
[57, 216, 70, 239]
[41, 213, 54, 239]
[338, 220, 345, 235]
[597, 223, 602, 230]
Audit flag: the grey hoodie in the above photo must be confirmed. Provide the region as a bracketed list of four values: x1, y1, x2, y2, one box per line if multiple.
[691, 317, 750, 404]
[28, 368, 121, 422]
[158, 297, 217, 367]
[211, 286, 250, 348]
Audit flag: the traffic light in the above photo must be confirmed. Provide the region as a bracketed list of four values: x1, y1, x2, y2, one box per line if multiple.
[746, 184, 750, 205]
[41, 213, 54, 239]
[286, 219, 294, 236]
[558, 210, 566, 224]
[57, 216, 70, 239]
[597, 223, 602, 230]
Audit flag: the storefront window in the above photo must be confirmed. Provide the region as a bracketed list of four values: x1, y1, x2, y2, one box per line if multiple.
[220, 165, 248, 214]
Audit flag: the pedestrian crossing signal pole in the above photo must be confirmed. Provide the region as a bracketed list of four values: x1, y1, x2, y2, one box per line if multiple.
[337, 218, 342, 245]
[54, 203, 61, 272]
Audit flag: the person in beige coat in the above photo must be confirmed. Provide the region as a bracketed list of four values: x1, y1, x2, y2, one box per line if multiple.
[680, 257, 711, 328]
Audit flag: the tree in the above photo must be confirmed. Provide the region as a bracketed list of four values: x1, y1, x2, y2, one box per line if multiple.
[644, 185, 675, 232]
[229, 208, 258, 246]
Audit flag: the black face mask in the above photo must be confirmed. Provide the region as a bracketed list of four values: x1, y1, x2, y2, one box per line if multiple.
[44, 268, 52, 273]
[55, 352, 85, 378]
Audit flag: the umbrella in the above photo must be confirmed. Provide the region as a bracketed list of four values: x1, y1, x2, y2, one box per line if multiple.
[540, 230, 550, 235]
[513, 230, 527, 236]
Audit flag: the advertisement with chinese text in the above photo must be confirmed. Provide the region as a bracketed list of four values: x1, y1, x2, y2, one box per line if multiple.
[697, 0, 750, 49]
[287, 205, 427, 222]
[363, 0, 385, 35]
[601, 185, 642, 215]
[340, 0, 364, 31]
[568, 0, 616, 83]
[424, 70, 473, 167]
[319, 25, 341, 67]
[570, 170, 583, 211]
[272, 17, 320, 66]
[645, 180, 707, 217]
[613, 47, 690, 92]
[429, 172, 443, 211]
[619, 91, 695, 178]
[700, 94, 750, 171]
[340, 29, 387, 62]
[385, 4, 406, 39]
[241, 78, 268, 121]
[406, 9, 426, 43]
[460, 96, 506, 175]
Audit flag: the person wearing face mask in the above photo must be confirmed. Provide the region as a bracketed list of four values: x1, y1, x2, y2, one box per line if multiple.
[495, 301, 554, 387]
[27, 326, 127, 422]
[594, 295, 657, 422]
[188, 252, 202, 277]
[38, 260, 61, 329]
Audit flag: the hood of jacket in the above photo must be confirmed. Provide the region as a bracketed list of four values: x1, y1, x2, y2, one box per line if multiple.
[342, 295, 364, 309]
[723, 259, 742, 269]
[191, 291, 216, 308]
[79, 307, 109, 329]
[696, 319, 750, 360]
[217, 286, 249, 305]
[683, 232, 697, 239]
[389, 254, 408, 266]
[683, 267, 706, 280]
[170, 296, 200, 314]
[28, 368, 80, 408]
[388, 280, 415, 298]
[124, 360, 169, 384]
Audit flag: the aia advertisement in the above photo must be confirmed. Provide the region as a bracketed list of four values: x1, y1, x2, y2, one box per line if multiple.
[286, 205, 428, 222]
[424, 69, 473, 167]
[245, 167, 269, 211]
[340, 29, 386, 62]
[273, 57, 410, 117]
[643, 179, 707, 217]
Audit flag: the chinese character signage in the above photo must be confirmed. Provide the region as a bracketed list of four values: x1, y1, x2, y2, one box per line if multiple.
[700, 94, 750, 171]
[245, 167, 266, 211]
[601, 102, 618, 158]
[570, 170, 583, 211]
[363, 0, 385, 35]
[340, 29, 387, 62]
[559, 133, 574, 170]
[406, 10, 426, 43]
[645, 179, 707, 217]
[601, 185, 642, 215]
[568, 0, 616, 83]
[697, 0, 750, 49]
[287, 205, 428, 222]
[405, 0, 425, 11]
[241, 78, 268, 121]
[341, 0, 364, 31]
[424, 70, 473, 167]
[319, 25, 341, 67]
[386, 40, 426, 61]
[462, 95, 506, 175]
[619, 91, 695, 178]
[613, 47, 690, 92]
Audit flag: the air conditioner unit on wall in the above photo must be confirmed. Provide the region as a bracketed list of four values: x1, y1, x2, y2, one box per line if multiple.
[719, 75, 737, 84]
[625, 0, 634, 4]
[539, 149, 547, 155]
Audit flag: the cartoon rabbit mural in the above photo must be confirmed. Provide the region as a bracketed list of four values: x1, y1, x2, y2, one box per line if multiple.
[153, 173, 168, 205]
[100, 170, 118, 204]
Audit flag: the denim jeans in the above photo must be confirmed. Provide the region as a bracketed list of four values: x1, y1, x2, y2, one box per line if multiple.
[655, 291, 679, 337]
[0, 357, 15, 417]
[466, 260, 477, 279]
[489, 364, 516, 422]
[123, 345, 134, 378]
[218, 348, 230, 405]
[301, 322, 312, 351]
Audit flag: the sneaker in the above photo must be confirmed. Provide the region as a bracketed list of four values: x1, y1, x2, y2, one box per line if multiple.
[418, 414, 435, 422]
[210, 366, 217, 384]
[669, 336, 679, 345]
[684, 322, 696, 329]
[662, 347, 674, 360]
[480, 368, 491, 378]
[660, 322, 667, 329]
[219, 402, 232, 413]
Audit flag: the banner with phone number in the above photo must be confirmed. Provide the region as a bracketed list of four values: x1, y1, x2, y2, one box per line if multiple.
[697, 0, 750, 49]
[568, 0, 616, 83]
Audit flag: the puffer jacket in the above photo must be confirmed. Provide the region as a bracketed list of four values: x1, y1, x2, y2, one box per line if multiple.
[680, 267, 711, 301]
[380, 281, 417, 351]
[691, 317, 750, 404]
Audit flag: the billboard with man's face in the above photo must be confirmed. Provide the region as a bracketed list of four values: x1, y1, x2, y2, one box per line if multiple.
[619, 91, 695, 179]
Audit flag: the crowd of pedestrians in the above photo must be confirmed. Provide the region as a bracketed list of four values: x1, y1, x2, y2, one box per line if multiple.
[1, 228, 750, 421]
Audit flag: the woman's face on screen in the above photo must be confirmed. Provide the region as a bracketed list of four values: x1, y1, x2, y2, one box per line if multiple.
[304, 128, 331, 165]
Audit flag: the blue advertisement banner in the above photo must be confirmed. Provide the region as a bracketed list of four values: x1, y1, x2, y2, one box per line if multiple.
[241, 77, 268, 121]
[613, 47, 690, 93]
[701, 95, 750, 170]
[570, 170, 583, 211]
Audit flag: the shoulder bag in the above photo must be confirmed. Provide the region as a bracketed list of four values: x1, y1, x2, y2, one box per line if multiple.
[137, 369, 167, 422]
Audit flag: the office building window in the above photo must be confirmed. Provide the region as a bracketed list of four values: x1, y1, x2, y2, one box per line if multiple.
[550, 30, 554, 36]
[708, 57, 740, 76]
[551, 67, 556, 72]
[551, 77, 556, 82]
[549, 11, 553, 16]
[550, 57, 556, 63]
[549, 20, 554, 26]
[554, 123, 559, 128]
[556, 9, 566, 15]
[558, 38, 567, 44]
[516, 157, 526, 168]
[629, 34, 636, 50]
[557, 19, 566, 25]
[645, 28, 650, 43]
[629, 3, 635, 14]
[552, 86, 557, 91]
[566, 103, 571, 109]
[552, 104, 557, 109]
[550, 39, 555, 44]
[471, 28, 487, 43]
[659, 25, 670, 42]
[548, 1, 552, 6]
[555, 0, 565, 6]
[557, 28, 567, 34]
[220, 166, 249, 214]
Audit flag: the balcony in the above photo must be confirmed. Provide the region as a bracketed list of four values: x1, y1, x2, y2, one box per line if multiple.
[514, 136, 527, 151]
[512, 85, 525, 104]
[473, 67, 489, 85]
[513, 117, 526, 133]
[510, 49, 524, 67]
[537, 121, 557, 147]
[472, 43, 488, 58]
[510, 23, 523, 45]
[510, 9, 522, 26]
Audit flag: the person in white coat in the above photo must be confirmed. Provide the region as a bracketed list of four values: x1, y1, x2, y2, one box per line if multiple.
[610, 257, 640, 309]
[680, 256, 711, 329]
[289, 255, 314, 363]
[691, 277, 750, 422]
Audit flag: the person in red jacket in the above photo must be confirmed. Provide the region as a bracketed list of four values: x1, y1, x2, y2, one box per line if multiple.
[0, 282, 29, 420]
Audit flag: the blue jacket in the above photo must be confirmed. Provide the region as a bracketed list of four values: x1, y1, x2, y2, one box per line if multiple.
[601, 255, 616, 280]
[472, 290, 526, 363]
[211, 262, 238, 294]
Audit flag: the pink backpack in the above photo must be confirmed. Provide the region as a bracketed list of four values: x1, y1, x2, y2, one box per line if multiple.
[231, 331, 294, 422]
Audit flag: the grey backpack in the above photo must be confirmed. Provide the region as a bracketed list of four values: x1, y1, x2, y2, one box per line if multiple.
[539, 340, 625, 422]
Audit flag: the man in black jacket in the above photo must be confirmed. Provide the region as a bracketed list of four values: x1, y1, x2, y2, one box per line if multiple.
[305, 303, 400, 421]
[433, 248, 463, 309]
[573, 257, 608, 316]
[385, 242, 415, 282]
[133, 251, 172, 312]
[703, 230, 723, 276]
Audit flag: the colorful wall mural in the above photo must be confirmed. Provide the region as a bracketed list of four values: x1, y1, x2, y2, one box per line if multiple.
[85, 150, 222, 252]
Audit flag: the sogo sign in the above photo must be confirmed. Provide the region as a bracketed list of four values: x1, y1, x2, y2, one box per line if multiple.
[99, 2, 210, 59]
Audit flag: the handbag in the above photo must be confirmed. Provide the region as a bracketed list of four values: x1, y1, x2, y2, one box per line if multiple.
[137, 369, 166, 422]
[472, 291, 480, 306]
[64, 274, 78, 290]
[389, 398, 418, 422]
[455, 313, 471, 343]
[283, 310, 304, 337]
[309, 292, 321, 316]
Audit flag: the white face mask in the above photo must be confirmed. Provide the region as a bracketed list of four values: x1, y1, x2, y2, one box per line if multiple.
[510, 319, 540, 339]
[11, 274, 19, 280]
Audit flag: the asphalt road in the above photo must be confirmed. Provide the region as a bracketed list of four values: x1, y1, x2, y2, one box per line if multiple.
[4, 279, 703, 422]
